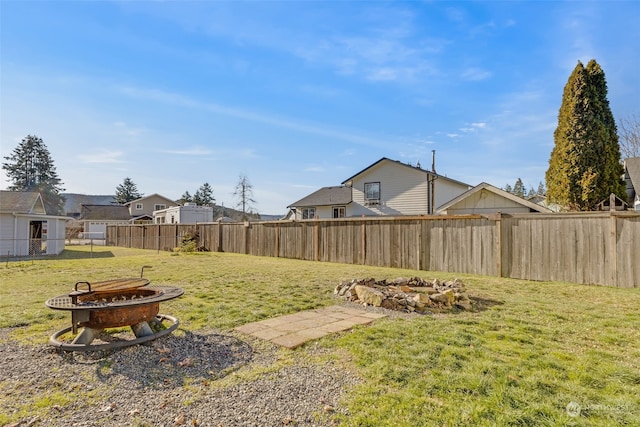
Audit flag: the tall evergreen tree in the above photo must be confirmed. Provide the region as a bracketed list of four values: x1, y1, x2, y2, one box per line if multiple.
[546, 60, 625, 211]
[177, 191, 193, 205]
[193, 183, 215, 206]
[2, 135, 65, 214]
[513, 178, 525, 198]
[526, 187, 536, 199]
[115, 177, 142, 204]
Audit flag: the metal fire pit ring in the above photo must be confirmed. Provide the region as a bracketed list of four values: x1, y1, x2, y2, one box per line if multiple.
[46, 285, 184, 311]
[48, 314, 180, 352]
[45, 276, 184, 352]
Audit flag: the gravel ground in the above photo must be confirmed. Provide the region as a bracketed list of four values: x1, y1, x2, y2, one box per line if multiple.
[0, 326, 361, 427]
[1, 301, 423, 427]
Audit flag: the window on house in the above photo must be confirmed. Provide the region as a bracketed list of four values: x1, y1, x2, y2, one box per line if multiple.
[302, 208, 315, 219]
[332, 206, 346, 218]
[154, 204, 166, 211]
[364, 182, 380, 201]
[135, 203, 143, 210]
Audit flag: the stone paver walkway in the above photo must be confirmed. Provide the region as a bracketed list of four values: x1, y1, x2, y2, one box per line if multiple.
[235, 305, 387, 349]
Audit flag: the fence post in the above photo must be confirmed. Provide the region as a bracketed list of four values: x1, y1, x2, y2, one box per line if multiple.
[314, 218, 319, 261]
[361, 216, 366, 265]
[609, 212, 618, 286]
[416, 219, 421, 271]
[244, 221, 250, 255]
[275, 222, 280, 257]
[495, 212, 503, 277]
[215, 223, 220, 252]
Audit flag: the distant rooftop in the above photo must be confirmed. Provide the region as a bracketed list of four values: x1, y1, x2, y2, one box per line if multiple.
[63, 193, 117, 215]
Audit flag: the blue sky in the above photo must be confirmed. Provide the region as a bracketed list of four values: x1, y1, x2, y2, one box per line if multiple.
[1, 1, 639, 215]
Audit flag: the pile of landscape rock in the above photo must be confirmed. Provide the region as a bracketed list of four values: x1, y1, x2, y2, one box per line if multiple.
[334, 277, 472, 314]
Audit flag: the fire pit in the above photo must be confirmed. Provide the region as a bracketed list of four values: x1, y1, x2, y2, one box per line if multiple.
[45, 267, 183, 351]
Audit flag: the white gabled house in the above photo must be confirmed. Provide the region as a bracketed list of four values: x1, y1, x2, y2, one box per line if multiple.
[287, 157, 472, 219]
[0, 191, 67, 256]
[286, 186, 352, 220]
[342, 157, 471, 216]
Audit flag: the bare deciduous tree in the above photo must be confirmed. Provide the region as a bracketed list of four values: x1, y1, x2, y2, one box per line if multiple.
[233, 174, 257, 221]
[618, 113, 640, 159]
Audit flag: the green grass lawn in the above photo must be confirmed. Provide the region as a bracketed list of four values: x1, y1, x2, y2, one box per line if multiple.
[1, 245, 639, 426]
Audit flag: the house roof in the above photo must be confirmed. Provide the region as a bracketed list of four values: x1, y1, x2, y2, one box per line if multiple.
[0, 191, 46, 214]
[341, 157, 471, 188]
[125, 193, 178, 206]
[436, 182, 553, 214]
[131, 214, 154, 221]
[288, 186, 352, 208]
[625, 157, 640, 192]
[79, 204, 132, 220]
[63, 193, 116, 214]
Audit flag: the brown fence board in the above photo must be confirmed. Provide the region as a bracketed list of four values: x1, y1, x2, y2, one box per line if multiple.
[617, 215, 640, 287]
[319, 220, 362, 264]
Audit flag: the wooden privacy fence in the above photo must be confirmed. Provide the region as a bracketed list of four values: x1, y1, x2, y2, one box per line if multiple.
[106, 212, 640, 288]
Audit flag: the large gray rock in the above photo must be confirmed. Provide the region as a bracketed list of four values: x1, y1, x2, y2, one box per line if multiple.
[336, 277, 471, 313]
[430, 289, 455, 306]
[455, 300, 473, 310]
[354, 285, 384, 307]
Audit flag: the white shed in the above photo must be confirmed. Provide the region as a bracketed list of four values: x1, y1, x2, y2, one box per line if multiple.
[0, 191, 68, 256]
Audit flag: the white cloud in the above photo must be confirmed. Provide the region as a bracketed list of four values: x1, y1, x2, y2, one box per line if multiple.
[304, 166, 325, 173]
[460, 122, 487, 133]
[163, 147, 215, 156]
[239, 148, 258, 158]
[461, 67, 492, 81]
[116, 84, 394, 148]
[77, 150, 124, 164]
[112, 121, 147, 137]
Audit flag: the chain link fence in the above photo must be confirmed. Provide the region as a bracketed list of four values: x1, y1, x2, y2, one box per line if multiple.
[0, 237, 107, 262]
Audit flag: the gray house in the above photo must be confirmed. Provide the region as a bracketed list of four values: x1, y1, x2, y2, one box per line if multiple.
[125, 194, 179, 223]
[624, 157, 640, 211]
[78, 204, 132, 239]
[63, 193, 117, 218]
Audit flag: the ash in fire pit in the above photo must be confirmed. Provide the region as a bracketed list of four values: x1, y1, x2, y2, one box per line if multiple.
[335, 277, 472, 313]
[45, 268, 183, 352]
